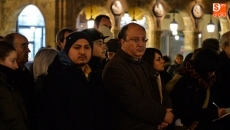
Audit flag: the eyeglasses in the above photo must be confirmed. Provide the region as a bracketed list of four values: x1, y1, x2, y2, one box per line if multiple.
[125, 38, 148, 43]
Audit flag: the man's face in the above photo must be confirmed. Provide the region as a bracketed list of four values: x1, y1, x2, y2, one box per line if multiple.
[96, 18, 112, 30]
[121, 24, 147, 59]
[58, 31, 71, 51]
[13, 34, 30, 67]
[223, 45, 230, 58]
[68, 39, 92, 65]
[93, 39, 106, 59]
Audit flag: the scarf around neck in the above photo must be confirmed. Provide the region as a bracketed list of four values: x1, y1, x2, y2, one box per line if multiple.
[178, 60, 216, 89]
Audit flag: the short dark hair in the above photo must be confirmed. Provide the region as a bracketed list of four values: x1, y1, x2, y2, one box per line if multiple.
[94, 15, 110, 28]
[202, 38, 220, 52]
[220, 31, 230, 48]
[0, 41, 16, 61]
[118, 23, 146, 42]
[56, 28, 74, 51]
[142, 48, 162, 67]
[192, 49, 219, 79]
[4, 33, 26, 46]
[175, 54, 183, 59]
[181, 53, 193, 68]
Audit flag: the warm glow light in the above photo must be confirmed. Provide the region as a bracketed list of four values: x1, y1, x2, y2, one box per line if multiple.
[87, 17, 94, 28]
[170, 19, 178, 32]
[207, 21, 215, 33]
[172, 31, 178, 35]
[175, 35, 179, 40]
[198, 33, 202, 38]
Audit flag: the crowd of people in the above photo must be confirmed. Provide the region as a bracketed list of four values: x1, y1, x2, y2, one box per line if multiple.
[0, 14, 230, 130]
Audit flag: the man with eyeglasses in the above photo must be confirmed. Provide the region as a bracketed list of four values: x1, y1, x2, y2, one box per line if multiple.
[103, 23, 174, 130]
[83, 28, 108, 72]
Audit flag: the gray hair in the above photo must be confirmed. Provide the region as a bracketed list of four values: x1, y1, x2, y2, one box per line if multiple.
[220, 31, 230, 50]
[33, 48, 58, 79]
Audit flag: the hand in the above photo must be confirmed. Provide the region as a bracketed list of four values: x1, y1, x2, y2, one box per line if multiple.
[164, 108, 174, 124]
[218, 108, 226, 117]
[158, 121, 169, 130]
[189, 121, 199, 130]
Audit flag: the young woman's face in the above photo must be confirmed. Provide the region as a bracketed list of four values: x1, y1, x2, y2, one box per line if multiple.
[153, 52, 165, 72]
[175, 56, 183, 65]
[0, 51, 18, 70]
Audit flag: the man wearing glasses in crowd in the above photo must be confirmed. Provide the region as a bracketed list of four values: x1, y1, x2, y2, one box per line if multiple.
[103, 23, 174, 130]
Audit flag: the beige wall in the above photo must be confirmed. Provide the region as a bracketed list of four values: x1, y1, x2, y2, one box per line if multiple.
[0, 0, 56, 47]
[0, 0, 230, 51]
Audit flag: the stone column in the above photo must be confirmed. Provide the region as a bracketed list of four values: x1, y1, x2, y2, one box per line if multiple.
[183, 31, 194, 56]
[193, 31, 199, 49]
[150, 30, 162, 49]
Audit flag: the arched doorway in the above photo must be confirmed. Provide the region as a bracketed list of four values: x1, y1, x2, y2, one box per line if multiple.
[17, 4, 45, 61]
[161, 10, 185, 61]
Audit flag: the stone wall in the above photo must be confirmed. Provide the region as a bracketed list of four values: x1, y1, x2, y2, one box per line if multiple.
[0, 0, 229, 50]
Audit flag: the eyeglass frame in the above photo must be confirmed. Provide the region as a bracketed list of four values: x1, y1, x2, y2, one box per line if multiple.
[123, 37, 148, 44]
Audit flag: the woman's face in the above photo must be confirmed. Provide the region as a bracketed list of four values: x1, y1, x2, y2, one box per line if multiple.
[0, 51, 18, 70]
[153, 52, 165, 72]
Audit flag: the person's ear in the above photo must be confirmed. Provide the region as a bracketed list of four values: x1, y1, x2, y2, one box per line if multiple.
[120, 38, 125, 46]
[94, 24, 98, 29]
[0, 58, 4, 64]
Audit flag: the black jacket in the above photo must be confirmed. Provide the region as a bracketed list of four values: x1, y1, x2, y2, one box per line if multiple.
[15, 66, 35, 129]
[170, 75, 219, 129]
[216, 51, 230, 107]
[0, 65, 28, 130]
[103, 49, 171, 130]
[42, 52, 106, 130]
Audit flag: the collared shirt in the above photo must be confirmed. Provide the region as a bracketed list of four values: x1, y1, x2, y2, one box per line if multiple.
[83, 64, 91, 80]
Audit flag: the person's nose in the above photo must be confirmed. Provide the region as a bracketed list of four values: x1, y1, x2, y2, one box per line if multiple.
[26, 47, 31, 53]
[14, 63, 19, 70]
[79, 48, 85, 54]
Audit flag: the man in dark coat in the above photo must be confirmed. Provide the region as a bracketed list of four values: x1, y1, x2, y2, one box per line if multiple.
[102, 23, 174, 130]
[216, 31, 230, 129]
[42, 31, 106, 130]
[4, 33, 35, 129]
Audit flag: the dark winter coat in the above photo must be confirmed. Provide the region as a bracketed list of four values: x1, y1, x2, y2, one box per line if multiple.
[15, 66, 35, 129]
[42, 52, 106, 130]
[167, 61, 181, 77]
[0, 65, 28, 130]
[215, 51, 230, 129]
[103, 49, 171, 130]
[216, 51, 230, 107]
[170, 75, 220, 129]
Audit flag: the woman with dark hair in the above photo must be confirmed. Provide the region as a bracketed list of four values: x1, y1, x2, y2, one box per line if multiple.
[143, 48, 172, 87]
[170, 49, 226, 130]
[142, 48, 173, 129]
[0, 41, 28, 130]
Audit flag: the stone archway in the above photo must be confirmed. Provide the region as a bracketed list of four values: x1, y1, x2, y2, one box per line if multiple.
[76, 5, 111, 31]
[178, 10, 196, 55]
[1, 0, 56, 48]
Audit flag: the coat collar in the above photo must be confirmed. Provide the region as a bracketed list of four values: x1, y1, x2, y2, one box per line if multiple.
[0, 64, 16, 85]
[116, 49, 142, 64]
